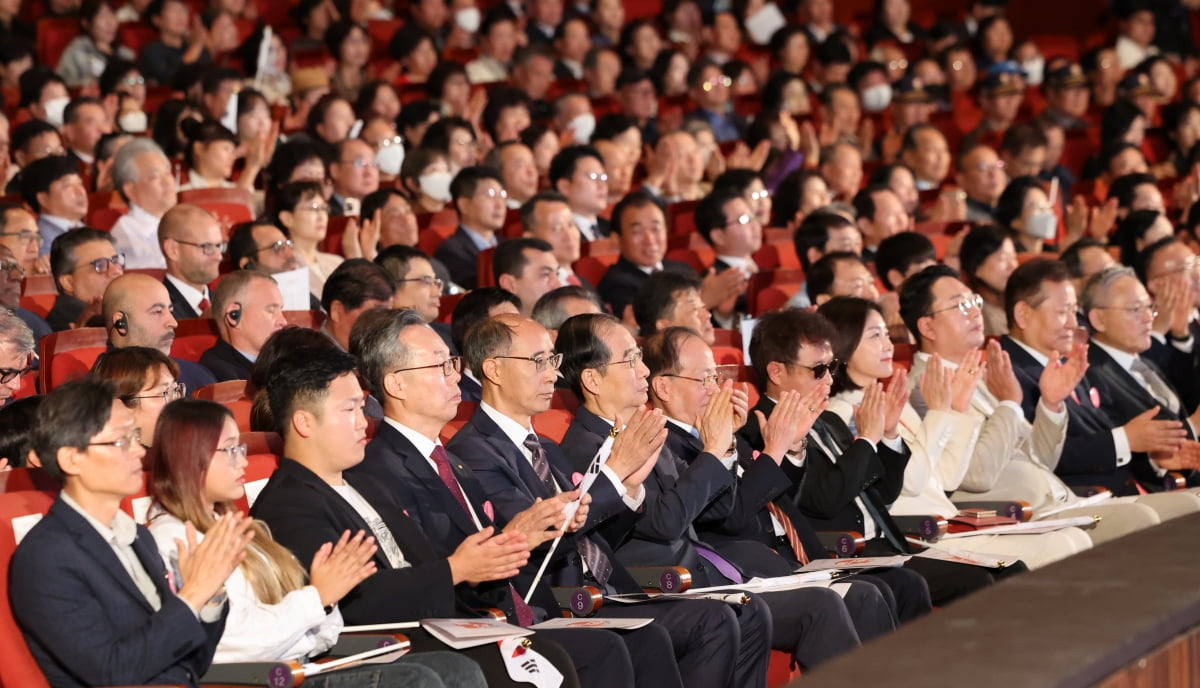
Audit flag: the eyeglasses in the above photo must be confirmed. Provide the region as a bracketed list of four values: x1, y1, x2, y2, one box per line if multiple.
[926, 293, 984, 318]
[702, 76, 733, 91]
[255, 239, 294, 255]
[376, 135, 404, 150]
[298, 202, 332, 214]
[342, 157, 380, 169]
[476, 187, 509, 199]
[1094, 302, 1158, 318]
[122, 75, 146, 87]
[747, 190, 769, 201]
[0, 363, 31, 384]
[131, 380, 186, 403]
[171, 239, 228, 256]
[581, 171, 608, 182]
[595, 349, 643, 370]
[660, 371, 724, 388]
[398, 274, 444, 289]
[393, 356, 463, 377]
[726, 214, 754, 229]
[88, 427, 143, 452]
[493, 352, 563, 373]
[788, 359, 840, 380]
[0, 230, 43, 246]
[0, 259, 24, 279]
[215, 443, 248, 465]
[75, 252, 126, 274]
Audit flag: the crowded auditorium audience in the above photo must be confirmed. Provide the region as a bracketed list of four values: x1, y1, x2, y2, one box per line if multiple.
[4, 0, 1200, 686]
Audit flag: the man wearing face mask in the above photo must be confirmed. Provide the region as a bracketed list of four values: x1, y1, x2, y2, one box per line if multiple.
[849, 62, 893, 117]
[435, 166, 509, 290]
[330, 139, 382, 217]
[19, 67, 71, 129]
[371, 125, 406, 179]
[110, 139, 177, 270]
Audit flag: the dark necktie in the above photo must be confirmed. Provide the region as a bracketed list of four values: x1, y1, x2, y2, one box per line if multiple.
[432, 444, 535, 627]
[524, 433, 612, 587]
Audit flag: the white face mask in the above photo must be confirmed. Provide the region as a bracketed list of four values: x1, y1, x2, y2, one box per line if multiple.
[567, 112, 596, 144]
[118, 110, 149, 133]
[455, 7, 482, 33]
[860, 84, 893, 113]
[376, 141, 405, 176]
[1026, 209, 1057, 239]
[744, 2, 787, 45]
[419, 171, 454, 202]
[43, 97, 69, 127]
[1022, 57, 1045, 86]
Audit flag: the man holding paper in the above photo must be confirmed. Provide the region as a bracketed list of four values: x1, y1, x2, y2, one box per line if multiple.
[448, 313, 771, 688]
[251, 344, 585, 687]
[348, 308, 691, 688]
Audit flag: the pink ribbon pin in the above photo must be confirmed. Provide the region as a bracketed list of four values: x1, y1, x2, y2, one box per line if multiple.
[572, 472, 584, 486]
[483, 501, 494, 521]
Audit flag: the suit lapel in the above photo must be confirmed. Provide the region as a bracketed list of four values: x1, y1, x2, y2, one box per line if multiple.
[281, 460, 389, 570]
[469, 408, 548, 501]
[380, 424, 481, 536]
[54, 501, 158, 613]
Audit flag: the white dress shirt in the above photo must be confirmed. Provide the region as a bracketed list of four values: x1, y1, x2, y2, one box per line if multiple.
[111, 204, 167, 269]
[165, 273, 210, 316]
[385, 417, 483, 529]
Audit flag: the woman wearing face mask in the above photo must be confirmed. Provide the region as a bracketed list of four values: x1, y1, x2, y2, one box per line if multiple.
[995, 175, 1059, 254]
[399, 147, 453, 214]
[959, 223, 1020, 336]
[101, 59, 149, 131]
[90, 346, 184, 456]
[388, 24, 440, 84]
[58, 0, 135, 88]
[239, 27, 291, 105]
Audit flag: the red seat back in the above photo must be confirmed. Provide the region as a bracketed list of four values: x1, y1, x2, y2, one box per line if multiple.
[40, 327, 109, 392]
[0, 491, 57, 688]
[532, 409, 574, 444]
[170, 318, 219, 363]
[573, 254, 619, 287]
[36, 17, 81, 67]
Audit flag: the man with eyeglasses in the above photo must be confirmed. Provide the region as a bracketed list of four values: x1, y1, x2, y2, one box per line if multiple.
[898, 265, 1095, 567]
[200, 271, 288, 382]
[1003, 259, 1200, 519]
[20, 155, 88, 257]
[377, 245, 455, 352]
[685, 59, 743, 144]
[806, 252, 881, 306]
[549, 145, 611, 241]
[103, 272, 217, 394]
[1138, 237, 1200, 408]
[0, 309, 35, 407]
[0, 202, 47, 276]
[695, 188, 759, 326]
[1082, 265, 1200, 486]
[46, 228, 124, 332]
[521, 191, 591, 290]
[330, 139, 381, 218]
[957, 143, 1008, 224]
[159, 204, 225, 320]
[0, 244, 49, 343]
[434, 166, 509, 291]
[110, 139, 177, 270]
[494, 238, 562, 317]
[227, 221, 323, 312]
[449, 313, 772, 688]
[11, 379, 253, 688]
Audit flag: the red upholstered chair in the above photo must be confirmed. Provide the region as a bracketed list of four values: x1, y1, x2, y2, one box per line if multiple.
[284, 310, 326, 330]
[0, 491, 56, 688]
[320, 215, 353, 256]
[439, 401, 477, 443]
[170, 318, 219, 363]
[532, 409, 574, 444]
[573, 254, 619, 287]
[39, 327, 109, 392]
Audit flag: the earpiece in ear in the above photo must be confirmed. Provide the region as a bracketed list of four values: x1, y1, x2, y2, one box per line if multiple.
[226, 302, 243, 328]
[113, 312, 128, 336]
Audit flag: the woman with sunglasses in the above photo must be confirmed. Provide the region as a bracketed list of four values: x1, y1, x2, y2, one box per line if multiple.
[90, 347, 184, 457]
[146, 399, 486, 687]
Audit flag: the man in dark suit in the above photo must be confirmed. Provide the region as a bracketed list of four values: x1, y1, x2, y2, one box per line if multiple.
[521, 191, 598, 294]
[159, 204, 226, 320]
[597, 190, 743, 320]
[1138, 237, 1200, 411]
[434, 166, 508, 290]
[45, 228, 123, 331]
[684, 59, 747, 144]
[102, 272, 216, 393]
[551, 313, 882, 671]
[695, 187, 759, 322]
[250, 344, 587, 686]
[447, 313, 770, 688]
[1080, 265, 1200, 487]
[549, 145, 612, 242]
[199, 271, 288, 382]
[12, 379, 248, 688]
[449, 288, 522, 402]
[349, 309, 708, 688]
[377, 245, 456, 353]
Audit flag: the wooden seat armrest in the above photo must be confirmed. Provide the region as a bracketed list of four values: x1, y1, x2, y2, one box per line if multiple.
[816, 530, 865, 557]
[892, 515, 948, 542]
[952, 500, 1033, 522]
[554, 585, 603, 616]
[326, 633, 410, 658]
[201, 660, 304, 686]
[1070, 485, 1112, 498]
[626, 566, 692, 593]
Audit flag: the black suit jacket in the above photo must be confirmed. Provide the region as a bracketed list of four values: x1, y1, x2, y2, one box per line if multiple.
[434, 226, 497, 291]
[1001, 336, 1142, 494]
[458, 373, 482, 403]
[163, 278, 200, 320]
[1085, 343, 1199, 488]
[447, 406, 644, 595]
[711, 258, 749, 317]
[596, 256, 696, 321]
[46, 293, 88, 332]
[10, 496, 226, 688]
[251, 457, 490, 624]
[1143, 323, 1200, 412]
[431, 321, 457, 355]
[198, 337, 253, 382]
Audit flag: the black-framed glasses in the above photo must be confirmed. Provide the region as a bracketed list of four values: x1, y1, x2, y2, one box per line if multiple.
[216, 443, 248, 465]
[493, 352, 563, 373]
[595, 349, 643, 370]
[393, 356, 463, 377]
[75, 252, 126, 274]
[88, 427, 142, 452]
[171, 239, 228, 256]
[660, 371, 724, 388]
[0, 363, 31, 384]
[0, 259, 24, 279]
[131, 380, 186, 403]
[926, 293, 984, 318]
[1094, 302, 1158, 319]
[255, 239, 294, 255]
[398, 275, 444, 290]
[0, 230, 43, 246]
[788, 359, 840, 380]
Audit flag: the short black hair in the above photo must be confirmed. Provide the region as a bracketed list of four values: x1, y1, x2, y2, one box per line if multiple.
[1004, 258, 1070, 329]
[549, 144, 604, 189]
[63, 96, 104, 126]
[449, 165, 505, 210]
[423, 116, 477, 157]
[592, 113, 639, 143]
[999, 122, 1049, 158]
[11, 119, 60, 164]
[898, 264, 960, 346]
[960, 224, 1012, 290]
[633, 270, 702, 337]
[519, 190, 571, 232]
[694, 187, 744, 245]
[1060, 237, 1108, 279]
[20, 156, 80, 214]
[426, 63, 466, 101]
[376, 244, 431, 282]
[876, 232, 937, 290]
[772, 169, 825, 228]
[29, 380, 116, 480]
[265, 346, 359, 436]
[228, 221, 279, 270]
[493, 237, 554, 281]
[748, 308, 837, 392]
[201, 67, 242, 95]
[1137, 236, 1181, 284]
[50, 228, 114, 294]
[807, 251, 865, 302]
[480, 2, 518, 36]
[361, 188, 407, 224]
[276, 180, 326, 217]
[449, 287, 520, 360]
[320, 259, 396, 313]
[556, 312, 623, 397]
[793, 210, 855, 270]
[265, 139, 330, 200]
[994, 175, 1044, 229]
[481, 86, 531, 142]
[1118, 209, 1168, 270]
[610, 189, 664, 236]
[851, 184, 893, 225]
[817, 296, 885, 396]
[1107, 172, 1158, 209]
[814, 36, 853, 66]
[19, 66, 65, 109]
[0, 396, 42, 468]
[100, 58, 140, 97]
[712, 168, 762, 197]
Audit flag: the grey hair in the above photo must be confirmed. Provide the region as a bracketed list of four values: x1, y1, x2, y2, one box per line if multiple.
[353, 308, 429, 401]
[532, 286, 602, 332]
[111, 138, 168, 204]
[1080, 265, 1138, 315]
[0, 310, 35, 356]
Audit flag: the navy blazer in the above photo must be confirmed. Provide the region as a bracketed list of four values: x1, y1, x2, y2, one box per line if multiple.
[163, 278, 200, 320]
[447, 406, 643, 595]
[1001, 336, 1141, 494]
[251, 457, 486, 624]
[9, 496, 225, 688]
[198, 338, 253, 382]
[596, 257, 697, 321]
[434, 227, 498, 291]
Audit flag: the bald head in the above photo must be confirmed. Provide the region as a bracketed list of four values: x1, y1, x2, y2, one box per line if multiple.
[103, 272, 178, 354]
[159, 203, 225, 288]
